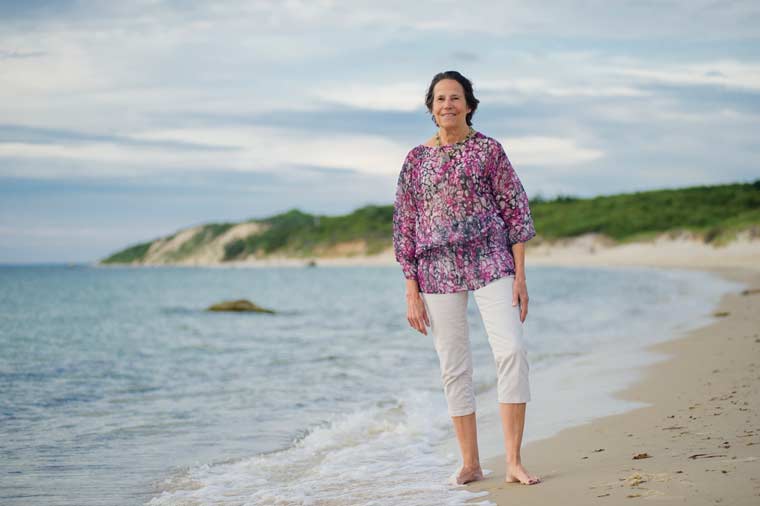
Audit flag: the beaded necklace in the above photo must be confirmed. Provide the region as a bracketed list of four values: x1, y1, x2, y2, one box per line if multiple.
[436, 126, 476, 164]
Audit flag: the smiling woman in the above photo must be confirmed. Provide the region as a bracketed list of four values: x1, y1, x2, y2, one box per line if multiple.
[426, 74, 478, 130]
[393, 70, 541, 487]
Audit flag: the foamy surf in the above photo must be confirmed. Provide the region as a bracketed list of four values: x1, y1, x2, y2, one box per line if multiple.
[146, 390, 493, 506]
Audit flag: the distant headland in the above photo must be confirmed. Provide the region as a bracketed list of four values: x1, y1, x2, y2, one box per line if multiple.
[98, 180, 760, 268]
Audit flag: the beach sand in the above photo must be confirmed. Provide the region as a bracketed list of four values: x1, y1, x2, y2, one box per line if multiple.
[205, 231, 760, 271]
[99, 231, 759, 504]
[193, 233, 759, 505]
[464, 264, 760, 505]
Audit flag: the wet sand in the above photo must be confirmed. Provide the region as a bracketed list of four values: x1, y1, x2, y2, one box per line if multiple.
[466, 265, 760, 505]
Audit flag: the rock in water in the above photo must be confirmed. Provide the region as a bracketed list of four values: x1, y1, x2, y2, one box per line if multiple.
[207, 299, 275, 313]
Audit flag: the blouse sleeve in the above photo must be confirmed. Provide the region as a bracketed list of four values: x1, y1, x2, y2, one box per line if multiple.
[487, 142, 537, 245]
[392, 153, 418, 280]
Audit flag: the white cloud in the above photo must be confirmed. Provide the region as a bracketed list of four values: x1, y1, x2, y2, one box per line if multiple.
[0, 125, 411, 179]
[355, 0, 760, 38]
[0, 224, 111, 239]
[500, 136, 604, 167]
[315, 81, 427, 111]
[619, 60, 760, 91]
[479, 77, 649, 102]
[134, 126, 409, 175]
[0, 4, 756, 188]
[2, 0, 757, 262]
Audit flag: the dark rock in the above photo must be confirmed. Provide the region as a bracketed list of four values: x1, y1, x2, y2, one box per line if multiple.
[208, 299, 275, 313]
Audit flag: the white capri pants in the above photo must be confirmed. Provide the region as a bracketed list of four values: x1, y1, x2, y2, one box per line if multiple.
[421, 275, 531, 417]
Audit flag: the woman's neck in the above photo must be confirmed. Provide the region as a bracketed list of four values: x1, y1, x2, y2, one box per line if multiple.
[438, 125, 471, 145]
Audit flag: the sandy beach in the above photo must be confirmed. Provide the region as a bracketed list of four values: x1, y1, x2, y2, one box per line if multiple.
[117, 233, 760, 502]
[93, 232, 760, 504]
[463, 261, 760, 504]
[316, 233, 760, 505]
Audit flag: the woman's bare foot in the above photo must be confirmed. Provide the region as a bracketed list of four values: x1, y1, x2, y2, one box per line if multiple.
[456, 465, 485, 485]
[505, 463, 541, 485]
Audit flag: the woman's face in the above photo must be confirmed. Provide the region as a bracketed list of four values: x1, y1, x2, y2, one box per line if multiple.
[431, 79, 472, 129]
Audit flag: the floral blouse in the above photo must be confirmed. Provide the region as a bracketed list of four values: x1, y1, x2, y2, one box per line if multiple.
[392, 131, 536, 294]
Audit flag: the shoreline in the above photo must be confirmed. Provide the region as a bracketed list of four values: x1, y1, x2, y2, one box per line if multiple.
[464, 265, 760, 505]
[464, 264, 738, 467]
[60, 234, 760, 504]
[87, 231, 760, 271]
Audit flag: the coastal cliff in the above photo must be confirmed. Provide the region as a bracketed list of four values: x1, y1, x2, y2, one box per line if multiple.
[99, 181, 760, 266]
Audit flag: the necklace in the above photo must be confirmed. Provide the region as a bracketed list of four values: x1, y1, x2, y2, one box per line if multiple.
[436, 126, 475, 164]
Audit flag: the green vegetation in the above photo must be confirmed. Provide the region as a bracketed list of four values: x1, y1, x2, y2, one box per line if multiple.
[529, 180, 760, 245]
[101, 180, 760, 264]
[101, 240, 154, 264]
[222, 205, 393, 260]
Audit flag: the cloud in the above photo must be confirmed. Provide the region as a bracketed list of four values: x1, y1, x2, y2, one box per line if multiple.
[0, 49, 46, 59]
[0, 224, 108, 239]
[0, 124, 410, 179]
[1, 0, 758, 263]
[500, 136, 605, 167]
[0, 123, 232, 150]
[479, 77, 650, 102]
[132, 126, 409, 175]
[619, 60, 760, 91]
[315, 82, 427, 112]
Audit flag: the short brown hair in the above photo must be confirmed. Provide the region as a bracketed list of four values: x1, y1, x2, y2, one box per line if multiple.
[425, 70, 480, 126]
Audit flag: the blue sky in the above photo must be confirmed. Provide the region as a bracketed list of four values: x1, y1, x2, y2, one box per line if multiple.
[1, 0, 758, 263]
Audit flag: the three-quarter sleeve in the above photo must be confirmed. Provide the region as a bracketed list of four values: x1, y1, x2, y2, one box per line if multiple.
[488, 142, 537, 245]
[393, 154, 418, 280]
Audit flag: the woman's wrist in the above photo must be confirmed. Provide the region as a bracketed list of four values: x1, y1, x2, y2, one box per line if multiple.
[406, 279, 421, 298]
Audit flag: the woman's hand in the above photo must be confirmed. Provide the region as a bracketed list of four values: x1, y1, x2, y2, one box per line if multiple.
[406, 292, 430, 335]
[512, 275, 529, 323]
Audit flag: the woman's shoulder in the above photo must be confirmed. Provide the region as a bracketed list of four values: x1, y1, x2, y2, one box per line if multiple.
[407, 138, 436, 155]
[404, 141, 434, 162]
[471, 131, 508, 159]
[472, 130, 501, 148]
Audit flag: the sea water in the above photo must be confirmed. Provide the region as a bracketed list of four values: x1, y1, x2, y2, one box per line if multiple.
[0, 264, 742, 506]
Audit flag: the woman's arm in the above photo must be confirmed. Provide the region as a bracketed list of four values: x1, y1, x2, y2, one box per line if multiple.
[512, 242, 526, 282]
[393, 155, 419, 282]
[511, 242, 529, 323]
[406, 278, 421, 296]
[487, 143, 536, 246]
[487, 142, 534, 323]
[405, 278, 429, 335]
[394, 154, 429, 334]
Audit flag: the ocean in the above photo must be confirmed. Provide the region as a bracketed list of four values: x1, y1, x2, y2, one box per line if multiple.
[0, 264, 741, 506]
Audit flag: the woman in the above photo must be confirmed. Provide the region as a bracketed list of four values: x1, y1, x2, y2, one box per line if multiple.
[393, 70, 540, 486]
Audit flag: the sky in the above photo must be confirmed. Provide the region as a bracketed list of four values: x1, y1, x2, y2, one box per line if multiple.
[1, 0, 758, 263]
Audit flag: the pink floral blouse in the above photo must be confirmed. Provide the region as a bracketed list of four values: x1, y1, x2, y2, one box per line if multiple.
[392, 131, 536, 294]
